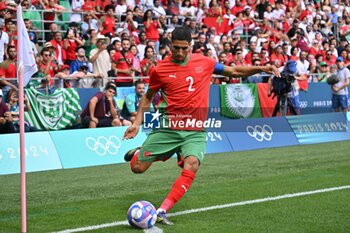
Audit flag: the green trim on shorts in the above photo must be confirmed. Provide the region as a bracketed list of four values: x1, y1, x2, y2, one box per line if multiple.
[138, 129, 206, 164]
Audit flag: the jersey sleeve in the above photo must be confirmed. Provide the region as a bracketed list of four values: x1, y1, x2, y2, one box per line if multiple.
[148, 66, 162, 92]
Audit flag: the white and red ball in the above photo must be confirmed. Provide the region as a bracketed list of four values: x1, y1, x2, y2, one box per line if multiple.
[127, 201, 157, 229]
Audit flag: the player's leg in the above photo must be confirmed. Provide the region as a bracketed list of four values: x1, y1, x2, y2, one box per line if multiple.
[157, 131, 206, 225]
[124, 129, 181, 174]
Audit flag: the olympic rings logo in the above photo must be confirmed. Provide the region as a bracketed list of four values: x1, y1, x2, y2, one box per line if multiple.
[85, 136, 122, 156]
[299, 101, 308, 109]
[246, 124, 273, 142]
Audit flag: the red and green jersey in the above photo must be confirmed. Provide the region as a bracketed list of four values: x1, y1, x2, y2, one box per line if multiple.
[149, 53, 216, 131]
[0, 60, 16, 79]
[113, 51, 135, 83]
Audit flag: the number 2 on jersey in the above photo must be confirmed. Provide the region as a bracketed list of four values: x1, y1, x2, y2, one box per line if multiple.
[186, 76, 195, 92]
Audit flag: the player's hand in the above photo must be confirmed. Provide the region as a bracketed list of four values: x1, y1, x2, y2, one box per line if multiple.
[123, 124, 140, 140]
[265, 65, 280, 77]
[267, 91, 272, 97]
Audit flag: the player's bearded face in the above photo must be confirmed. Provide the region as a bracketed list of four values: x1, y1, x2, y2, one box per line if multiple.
[171, 40, 190, 63]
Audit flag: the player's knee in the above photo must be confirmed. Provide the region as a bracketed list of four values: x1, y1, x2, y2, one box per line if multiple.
[131, 161, 149, 174]
[183, 156, 199, 173]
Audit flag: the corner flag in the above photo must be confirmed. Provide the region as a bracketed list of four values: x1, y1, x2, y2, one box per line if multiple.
[17, 5, 38, 87]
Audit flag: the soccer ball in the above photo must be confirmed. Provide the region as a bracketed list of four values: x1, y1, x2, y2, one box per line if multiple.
[327, 74, 340, 85]
[127, 201, 157, 229]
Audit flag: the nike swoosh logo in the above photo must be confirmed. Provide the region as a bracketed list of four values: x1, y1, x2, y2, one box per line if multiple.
[181, 185, 188, 192]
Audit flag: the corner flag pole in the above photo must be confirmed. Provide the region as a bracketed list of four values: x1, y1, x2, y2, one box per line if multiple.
[18, 53, 27, 233]
[17, 6, 27, 232]
[17, 4, 38, 232]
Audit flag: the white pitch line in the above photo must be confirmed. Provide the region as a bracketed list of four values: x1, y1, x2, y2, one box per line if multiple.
[144, 226, 164, 233]
[52, 185, 350, 233]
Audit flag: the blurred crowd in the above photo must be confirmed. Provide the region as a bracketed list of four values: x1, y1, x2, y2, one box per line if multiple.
[0, 0, 350, 133]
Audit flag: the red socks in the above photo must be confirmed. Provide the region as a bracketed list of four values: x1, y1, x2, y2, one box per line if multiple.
[130, 150, 140, 169]
[160, 169, 196, 212]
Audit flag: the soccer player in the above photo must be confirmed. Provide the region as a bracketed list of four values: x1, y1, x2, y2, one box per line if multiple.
[123, 26, 280, 225]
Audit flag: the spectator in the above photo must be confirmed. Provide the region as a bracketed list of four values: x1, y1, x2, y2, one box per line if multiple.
[39, 48, 59, 88]
[143, 9, 161, 53]
[70, 65, 103, 88]
[324, 49, 336, 66]
[43, 0, 62, 37]
[112, 38, 135, 86]
[168, 0, 181, 16]
[95, 0, 110, 15]
[129, 44, 141, 77]
[296, 30, 310, 52]
[83, 29, 97, 59]
[270, 45, 287, 68]
[70, 46, 91, 74]
[137, 31, 147, 60]
[339, 16, 350, 39]
[247, 58, 264, 83]
[80, 82, 130, 128]
[100, 4, 116, 36]
[231, 0, 244, 17]
[0, 46, 17, 91]
[0, 18, 8, 63]
[89, 34, 111, 88]
[5, 19, 16, 48]
[121, 80, 154, 123]
[193, 33, 208, 54]
[81, 12, 99, 35]
[296, 51, 310, 79]
[0, 89, 15, 134]
[131, 7, 143, 27]
[331, 57, 350, 113]
[181, 0, 196, 17]
[140, 45, 157, 80]
[206, 33, 219, 60]
[153, 0, 166, 18]
[5, 89, 36, 132]
[63, 27, 84, 66]
[317, 62, 329, 82]
[70, 0, 84, 23]
[120, 10, 138, 36]
[287, 19, 300, 39]
[24, 18, 39, 55]
[289, 46, 300, 61]
[309, 39, 322, 57]
[232, 49, 245, 66]
[115, 0, 127, 20]
[50, 31, 66, 66]
[245, 41, 257, 65]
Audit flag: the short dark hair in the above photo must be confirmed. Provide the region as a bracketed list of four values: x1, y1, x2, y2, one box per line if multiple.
[134, 80, 144, 87]
[104, 4, 114, 12]
[172, 27, 192, 43]
[105, 81, 116, 92]
[7, 45, 15, 54]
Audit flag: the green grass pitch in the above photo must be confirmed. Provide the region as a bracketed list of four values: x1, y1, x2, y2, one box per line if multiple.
[0, 141, 349, 233]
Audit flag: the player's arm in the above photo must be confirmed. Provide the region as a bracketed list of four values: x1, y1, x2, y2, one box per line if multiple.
[123, 89, 157, 140]
[214, 63, 280, 78]
[134, 89, 156, 125]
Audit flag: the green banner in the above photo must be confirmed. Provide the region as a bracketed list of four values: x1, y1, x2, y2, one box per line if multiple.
[25, 88, 82, 130]
[220, 84, 262, 119]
